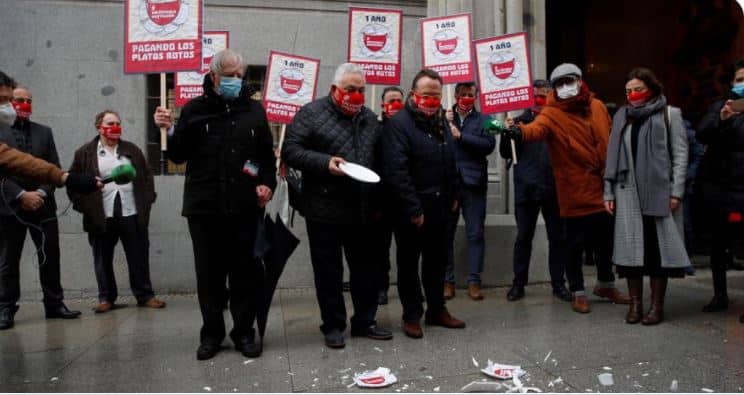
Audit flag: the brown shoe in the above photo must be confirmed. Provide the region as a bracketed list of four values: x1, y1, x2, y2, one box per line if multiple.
[571, 295, 590, 314]
[468, 284, 484, 301]
[403, 321, 423, 339]
[425, 309, 466, 328]
[138, 298, 166, 309]
[593, 286, 632, 304]
[443, 282, 455, 300]
[93, 302, 113, 314]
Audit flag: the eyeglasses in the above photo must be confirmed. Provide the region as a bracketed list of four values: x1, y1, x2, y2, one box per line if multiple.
[341, 86, 365, 94]
[624, 87, 647, 95]
[12, 98, 32, 104]
[103, 121, 121, 126]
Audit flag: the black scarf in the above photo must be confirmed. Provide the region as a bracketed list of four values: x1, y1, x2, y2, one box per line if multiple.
[404, 95, 445, 137]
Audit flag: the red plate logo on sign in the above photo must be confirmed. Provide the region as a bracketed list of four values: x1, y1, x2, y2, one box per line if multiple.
[147, 0, 180, 26]
[279, 69, 304, 95]
[435, 37, 458, 55]
[364, 33, 388, 52]
[490, 59, 515, 79]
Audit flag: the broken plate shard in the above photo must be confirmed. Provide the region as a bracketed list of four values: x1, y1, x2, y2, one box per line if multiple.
[353, 367, 398, 388]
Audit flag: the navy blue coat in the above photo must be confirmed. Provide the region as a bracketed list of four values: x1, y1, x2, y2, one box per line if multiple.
[382, 106, 458, 220]
[451, 106, 496, 190]
[499, 109, 557, 204]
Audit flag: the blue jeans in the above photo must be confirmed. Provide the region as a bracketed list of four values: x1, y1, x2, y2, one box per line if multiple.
[445, 186, 487, 285]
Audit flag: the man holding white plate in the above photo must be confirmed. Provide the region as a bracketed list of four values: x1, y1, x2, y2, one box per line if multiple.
[282, 63, 393, 349]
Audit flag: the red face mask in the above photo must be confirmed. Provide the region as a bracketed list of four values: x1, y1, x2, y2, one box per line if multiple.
[101, 125, 122, 141]
[627, 90, 651, 106]
[332, 87, 365, 116]
[413, 93, 441, 117]
[383, 100, 403, 118]
[12, 101, 32, 120]
[456, 96, 476, 112]
[534, 95, 547, 107]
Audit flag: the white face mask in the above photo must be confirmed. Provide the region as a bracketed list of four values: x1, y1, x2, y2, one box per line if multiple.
[0, 103, 16, 128]
[556, 82, 580, 99]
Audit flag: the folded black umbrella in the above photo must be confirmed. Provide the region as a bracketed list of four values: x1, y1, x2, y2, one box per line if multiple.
[254, 213, 300, 339]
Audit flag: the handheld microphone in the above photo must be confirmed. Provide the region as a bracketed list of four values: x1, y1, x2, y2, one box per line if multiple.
[483, 118, 506, 134]
[102, 163, 137, 185]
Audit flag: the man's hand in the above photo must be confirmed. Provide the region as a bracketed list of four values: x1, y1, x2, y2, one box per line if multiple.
[154, 106, 174, 129]
[256, 185, 273, 208]
[63, 172, 103, 194]
[450, 124, 461, 140]
[328, 156, 347, 176]
[604, 200, 615, 216]
[670, 197, 681, 212]
[411, 214, 424, 227]
[19, 191, 44, 211]
[720, 100, 740, 121]
[452, 199, 459, 212]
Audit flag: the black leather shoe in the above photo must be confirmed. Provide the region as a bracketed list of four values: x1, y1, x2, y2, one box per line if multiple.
[702, 295, 729, 312]
[506, 285, 525, 301]
[552, 284, 572, 302]
[377, 290, 388, 305]
[45, 304, 82, 319]
[234, 335, 262, 358]
[0, 305, 18, 330]
[196, 340, 222, 360]
[351, 325, 393, 340]
[324, 329, 345, 348]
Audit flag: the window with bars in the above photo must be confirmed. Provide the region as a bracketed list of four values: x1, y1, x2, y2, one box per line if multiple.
[145, 65, 270, 175]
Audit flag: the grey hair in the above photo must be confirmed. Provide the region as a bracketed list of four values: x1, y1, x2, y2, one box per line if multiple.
[209, 49, 244, 74]
[332, 63, 365, 85]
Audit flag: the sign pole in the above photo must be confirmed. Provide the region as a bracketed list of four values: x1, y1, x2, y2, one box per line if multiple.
[370, 85, 377, 116]
[159, 73, 167, 175]
[276, 124, 287, 170]
[446, 84, 453, 110]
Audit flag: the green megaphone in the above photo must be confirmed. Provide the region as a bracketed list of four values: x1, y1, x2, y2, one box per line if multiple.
[102, 163, 137, 185]
[483, 118, 507, 134]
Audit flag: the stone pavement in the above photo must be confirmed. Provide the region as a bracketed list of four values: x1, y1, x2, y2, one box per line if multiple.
[1, 269, 744, 393]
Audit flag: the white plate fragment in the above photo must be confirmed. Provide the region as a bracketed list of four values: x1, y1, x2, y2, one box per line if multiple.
[354, 367, 398, 388]
[480, 360, 526, 380]
[597, 373, 614, 386]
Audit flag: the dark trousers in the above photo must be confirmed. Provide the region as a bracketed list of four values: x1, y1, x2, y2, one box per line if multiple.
[445, 186, 487, 284]
[0, 212, 64, 310]
[305, 219, 378, 334]
[371, 214, 393, 292]
[188, 215, 262, 343]
[512, 196, 567, 287]
[564, 211, 615, 292]
[709, 213, 743, 298]
[395, 198, 449, 323]
[88, 215, 155, 304]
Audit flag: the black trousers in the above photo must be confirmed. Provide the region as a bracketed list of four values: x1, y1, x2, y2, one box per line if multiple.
[512, 196, 567, 287]
[0, 211, 64, 310]
[188, 215, 262, 343]
[305, 219, 378, 334]
[709, 213, 744, 298]
[394, 197, 448, 323]
[88, 215, 155, 304]
[564, 211, 615, 292]
[371, 213, 394, 293]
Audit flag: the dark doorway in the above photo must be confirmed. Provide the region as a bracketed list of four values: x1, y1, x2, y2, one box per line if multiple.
[546, 0, 744, 125]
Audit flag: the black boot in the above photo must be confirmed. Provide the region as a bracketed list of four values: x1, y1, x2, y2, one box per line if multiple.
[642, 277, 667, 325]
[703, 254, 729, 312]
[0, 305, 18, 330]
[625, 277, 643, 324]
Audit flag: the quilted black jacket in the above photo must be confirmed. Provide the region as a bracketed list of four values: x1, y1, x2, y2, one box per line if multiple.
[281, 96, 380, 224]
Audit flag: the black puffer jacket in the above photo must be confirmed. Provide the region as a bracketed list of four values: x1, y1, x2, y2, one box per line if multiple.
[169, 75, 276, 217]
[696, 98, 744, 212]
[281, 96, 380, 225]
[382, 103, 458, 220]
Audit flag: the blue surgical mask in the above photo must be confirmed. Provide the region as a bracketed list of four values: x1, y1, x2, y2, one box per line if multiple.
[219, 77, 242, 99]
[731, 82, 744, 98]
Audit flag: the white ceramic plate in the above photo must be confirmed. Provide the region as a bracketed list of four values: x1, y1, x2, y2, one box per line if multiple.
[339, 162, 380, 183]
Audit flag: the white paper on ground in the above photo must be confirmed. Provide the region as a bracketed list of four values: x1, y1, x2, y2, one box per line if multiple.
[480, 360, 526, 380]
